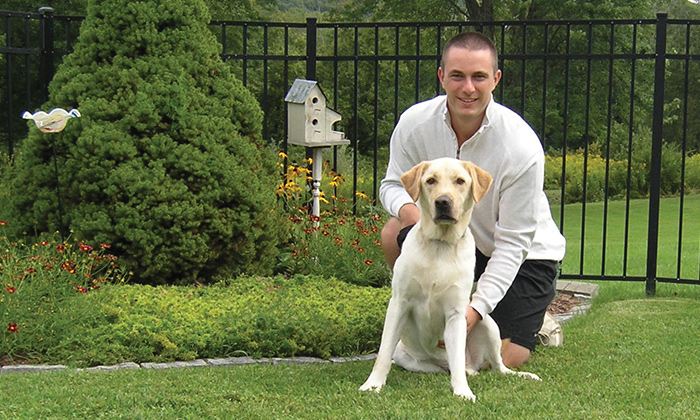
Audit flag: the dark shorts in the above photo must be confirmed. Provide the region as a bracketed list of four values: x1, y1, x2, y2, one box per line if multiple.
[397, 224, 558, 352]
[475, 249, 559, 352]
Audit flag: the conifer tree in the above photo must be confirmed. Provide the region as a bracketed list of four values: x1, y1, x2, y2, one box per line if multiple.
[5, 0, 286, 284]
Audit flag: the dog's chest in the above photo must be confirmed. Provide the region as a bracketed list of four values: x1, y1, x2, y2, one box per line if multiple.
[397, 247, 472, 303]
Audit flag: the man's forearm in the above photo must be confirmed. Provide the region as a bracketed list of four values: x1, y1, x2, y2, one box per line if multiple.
[398, 203, 420, 227]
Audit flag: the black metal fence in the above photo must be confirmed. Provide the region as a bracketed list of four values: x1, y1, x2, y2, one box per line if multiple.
[2, 8, 700, 292]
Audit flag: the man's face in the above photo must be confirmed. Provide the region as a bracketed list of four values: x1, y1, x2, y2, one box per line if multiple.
[438, 47, 501, 127]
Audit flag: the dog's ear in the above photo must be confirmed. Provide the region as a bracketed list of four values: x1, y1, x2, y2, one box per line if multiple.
[401, 162, 429, 201]
[462, 161, 493, 203]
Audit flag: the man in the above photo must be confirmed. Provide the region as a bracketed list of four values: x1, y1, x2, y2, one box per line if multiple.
[379, 31, 566, 368]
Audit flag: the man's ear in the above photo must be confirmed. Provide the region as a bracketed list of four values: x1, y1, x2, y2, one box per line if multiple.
[401, 162, 429, 202]
[462, 161, 492, 203]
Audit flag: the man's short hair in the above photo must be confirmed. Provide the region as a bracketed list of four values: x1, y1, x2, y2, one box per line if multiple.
[441, 31, 499, 72]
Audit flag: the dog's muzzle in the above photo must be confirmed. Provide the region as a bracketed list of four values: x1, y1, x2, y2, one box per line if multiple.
[434, 195, 456, 223]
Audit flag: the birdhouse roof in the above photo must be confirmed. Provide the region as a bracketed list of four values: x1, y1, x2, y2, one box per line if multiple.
[284, 79, 326, 104]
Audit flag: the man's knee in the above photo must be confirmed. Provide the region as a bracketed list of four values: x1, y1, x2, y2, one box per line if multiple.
[381, 217, 402, 268]
[381, 217, 401, 244]
[501, 341, 531, 368]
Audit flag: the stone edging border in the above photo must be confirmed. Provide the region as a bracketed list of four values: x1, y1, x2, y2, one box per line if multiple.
[0, 354, 379, 374]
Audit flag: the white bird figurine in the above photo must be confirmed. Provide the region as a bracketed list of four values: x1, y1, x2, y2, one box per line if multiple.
[23, 108, 81, 133]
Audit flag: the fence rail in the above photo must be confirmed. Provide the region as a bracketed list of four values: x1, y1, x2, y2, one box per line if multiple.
[2, 9, 700, 292]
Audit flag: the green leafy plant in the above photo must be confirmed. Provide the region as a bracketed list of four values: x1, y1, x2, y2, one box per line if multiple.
[275, 153, 391, 287]
[0, 220, 130, 363]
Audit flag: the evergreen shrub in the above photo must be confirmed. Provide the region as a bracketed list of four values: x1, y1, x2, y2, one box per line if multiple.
[2, 0, 287, 284]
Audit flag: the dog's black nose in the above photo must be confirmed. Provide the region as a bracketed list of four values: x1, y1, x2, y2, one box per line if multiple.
[435, 195, 452, 212]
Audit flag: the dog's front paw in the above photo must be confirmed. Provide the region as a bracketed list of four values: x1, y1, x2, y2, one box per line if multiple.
[453, 386, 476, 402]
[359, 377, 385, 393]
[517, 371, 541, 381]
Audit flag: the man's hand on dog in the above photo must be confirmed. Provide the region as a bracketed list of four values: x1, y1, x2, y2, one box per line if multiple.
[438, 306, 482, 348]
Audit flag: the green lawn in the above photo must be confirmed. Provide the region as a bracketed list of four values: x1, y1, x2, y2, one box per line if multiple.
[1, 283, 699, 419]
[554, 194, 700, 281]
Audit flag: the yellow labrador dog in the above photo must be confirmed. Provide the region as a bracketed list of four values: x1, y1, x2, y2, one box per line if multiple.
[360, 158, 540, 401]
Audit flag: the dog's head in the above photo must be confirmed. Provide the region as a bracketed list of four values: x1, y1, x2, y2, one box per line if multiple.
[401, 158, 492, 230]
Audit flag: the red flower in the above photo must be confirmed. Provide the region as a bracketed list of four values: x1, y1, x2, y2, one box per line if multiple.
[5, 285, 16, 293]
[24, 268, 37, 274]
[99, 243, 111, 249]
[39, 241, 49, 246]
[0, 221, 6, 226]
[61, 261, 77, 274]
[309, 214, 321, 222]
[7, 323, 18, 333]
[371, 226, 379, 233]
[357, 247, 365, 252]
[334, 237, 343, 246]
[79, 242, 93, 252]
[364, 260, 374, 265]
[322, 231, 330, 236]
[74, 285, 88, 294]
[56, 243, 67, 253]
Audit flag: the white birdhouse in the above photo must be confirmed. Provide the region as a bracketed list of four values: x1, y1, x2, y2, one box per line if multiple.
[284, 79, 349, 147]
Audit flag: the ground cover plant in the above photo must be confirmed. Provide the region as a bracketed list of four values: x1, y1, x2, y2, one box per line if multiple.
[0, 282, 698, 419]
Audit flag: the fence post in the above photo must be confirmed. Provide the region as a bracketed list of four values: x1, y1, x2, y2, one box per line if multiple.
[305, 17, 317, 80]
[646, 12, 668, 297]
[304, 18, 317, 161]
[38, 6, 55, 103]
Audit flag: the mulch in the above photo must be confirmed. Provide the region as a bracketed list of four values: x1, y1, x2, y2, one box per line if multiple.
[547, 293, 582, 315]
[1, 353, 38, 367]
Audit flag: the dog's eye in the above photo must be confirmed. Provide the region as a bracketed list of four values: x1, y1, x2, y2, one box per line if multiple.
[455, 178, 466, 185]
[426, 177, 437, 185]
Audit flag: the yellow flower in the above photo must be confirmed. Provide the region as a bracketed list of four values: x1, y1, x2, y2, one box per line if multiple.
[278, 152, 288, 159]
[356, 191, 368, 199]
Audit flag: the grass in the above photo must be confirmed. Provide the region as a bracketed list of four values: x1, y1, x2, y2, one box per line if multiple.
[554, 194, 700, 281]
[1, 282, 698, 419]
